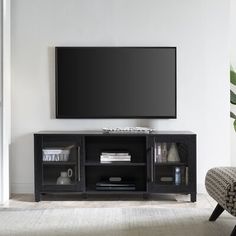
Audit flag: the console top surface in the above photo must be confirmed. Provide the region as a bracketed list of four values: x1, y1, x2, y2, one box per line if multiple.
[35, 130, 196, 136]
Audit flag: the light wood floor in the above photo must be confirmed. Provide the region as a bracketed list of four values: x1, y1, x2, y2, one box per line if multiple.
[2, 194, 235, 236]
[1, 193, 217, 209]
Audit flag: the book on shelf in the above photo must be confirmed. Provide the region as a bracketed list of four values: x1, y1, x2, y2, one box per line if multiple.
[100, 155, 131, 160]
[100, 151, 131, 163]
[100, 159, 131, 163]
[100, 161, 131, 163]
[176, 166, 188, 185]
[154, 142, 168, 163]
[101, 152, 130, 156]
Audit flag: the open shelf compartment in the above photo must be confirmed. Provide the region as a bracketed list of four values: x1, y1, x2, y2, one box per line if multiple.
[85, 166, 146, 192]
[153, 165, 189, 186]
[85, 136, 147, 164]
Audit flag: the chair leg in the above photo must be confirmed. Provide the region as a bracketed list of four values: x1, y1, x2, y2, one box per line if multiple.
[209, 203, 224, 221]
[231, 225, 236, 236]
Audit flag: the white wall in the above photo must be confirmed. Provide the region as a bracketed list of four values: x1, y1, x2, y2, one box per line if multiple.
[11, 0, 230, 193]
[0, 0, 11, 203]
[230, 0, 236, 166]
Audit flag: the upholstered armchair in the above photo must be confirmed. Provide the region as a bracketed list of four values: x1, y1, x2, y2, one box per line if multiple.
[205, 167, 236, 236]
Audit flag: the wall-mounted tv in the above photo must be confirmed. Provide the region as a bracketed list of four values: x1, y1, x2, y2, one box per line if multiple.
[56, 47, 176, 118]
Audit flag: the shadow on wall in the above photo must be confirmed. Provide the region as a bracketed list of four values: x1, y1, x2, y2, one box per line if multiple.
[10, 133, 34, 193]
[48, 46, 55, 119]
[136, 119, 156, 128]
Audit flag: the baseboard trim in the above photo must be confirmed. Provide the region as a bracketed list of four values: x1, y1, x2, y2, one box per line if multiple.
[11, 183, 34, 194]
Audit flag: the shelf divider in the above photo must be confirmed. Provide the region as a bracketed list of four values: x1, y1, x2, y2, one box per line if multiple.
[43, 161, 77, 165]
[84, 162, 146, 166]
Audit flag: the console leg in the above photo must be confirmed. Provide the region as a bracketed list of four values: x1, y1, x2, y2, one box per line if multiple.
[190, 192, 196, 202]
[231, 225, 236, 236]
[209, 204, 224, 221]
[35, 193, 41, 202]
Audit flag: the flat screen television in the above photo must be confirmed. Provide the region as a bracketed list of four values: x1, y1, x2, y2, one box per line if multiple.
[56, 47, 176, 118]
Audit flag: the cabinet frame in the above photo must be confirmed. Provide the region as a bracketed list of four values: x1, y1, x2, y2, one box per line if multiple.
[147, 135, 196, 202]
[34, 131, 196, 202]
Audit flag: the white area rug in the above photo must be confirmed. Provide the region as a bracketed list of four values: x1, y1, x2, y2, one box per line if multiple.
[0, 207, 234, 236]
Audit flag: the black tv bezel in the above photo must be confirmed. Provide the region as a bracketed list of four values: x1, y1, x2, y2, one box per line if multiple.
[55, 46, 177, 119]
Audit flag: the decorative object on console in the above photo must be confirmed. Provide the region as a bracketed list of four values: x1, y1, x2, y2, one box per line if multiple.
[154, 142, 168, 163]
[155, 143, 162, 163]
[167, 143, 180, 162]
[160, 177, 173, 182]
[96, 176, 135, 191]
[109, 177, 122, 182]
[42, 147, 73, 162]
[56, 169, 73, 185]
[175, 167, 181, 185]
[161, 143, 168, 162]
[102, 127, 154, 134]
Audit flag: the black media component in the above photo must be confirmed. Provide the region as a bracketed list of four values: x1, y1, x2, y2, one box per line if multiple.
[34, 131, 196, 202]
[55, 47, 176, 118]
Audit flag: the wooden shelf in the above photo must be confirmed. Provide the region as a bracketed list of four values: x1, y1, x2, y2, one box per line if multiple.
[155, 162, 187, 166]
[42, 182, 76, 186]
[85, 162, 146, 167]
[43, 161, 76, 165]
[151, 184, 189, 193]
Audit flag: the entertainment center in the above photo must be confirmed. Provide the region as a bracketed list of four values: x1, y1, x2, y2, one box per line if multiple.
[34, 47, 197, 202]
[34, 131, 196, 202]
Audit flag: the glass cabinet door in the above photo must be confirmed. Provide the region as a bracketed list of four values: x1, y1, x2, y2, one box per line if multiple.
[148, 136, 193, 193]
[41, 135, 83, 192]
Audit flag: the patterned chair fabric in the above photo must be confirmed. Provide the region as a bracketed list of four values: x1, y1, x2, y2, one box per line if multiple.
[205, 167, 236, 216]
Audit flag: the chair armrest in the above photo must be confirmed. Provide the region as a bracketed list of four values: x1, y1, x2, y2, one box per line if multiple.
[205, 167, 236, 216]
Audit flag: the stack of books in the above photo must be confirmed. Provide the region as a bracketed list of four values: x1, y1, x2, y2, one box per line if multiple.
[100, 152, 131, 163]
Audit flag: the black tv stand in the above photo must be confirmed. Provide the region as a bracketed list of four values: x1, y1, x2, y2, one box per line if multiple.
[34, 131, 196, 202]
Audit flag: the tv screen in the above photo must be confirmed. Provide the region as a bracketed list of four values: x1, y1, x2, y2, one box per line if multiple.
[56, 47, 176, 118]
